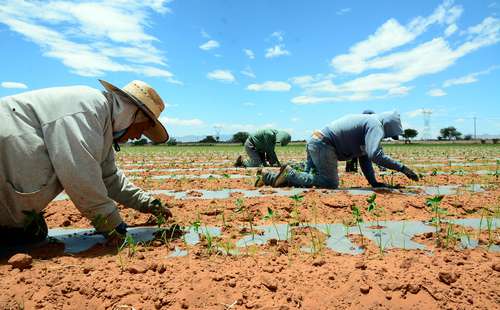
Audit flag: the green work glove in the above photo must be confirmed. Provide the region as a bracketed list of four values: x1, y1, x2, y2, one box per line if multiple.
[401, 166, 419, 181]
[141, 198, 173, 219]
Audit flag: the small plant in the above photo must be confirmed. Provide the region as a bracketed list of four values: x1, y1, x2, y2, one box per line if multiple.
[351, 206, 364, 246]
[202, 228, 216, 255]
[235, 198, 256, 240]
[366, 194, 385, 254]
[263, 207, 281, 240]
[426, 195, 446, 246]
[119, 234, 138, 257]
[486, 215, 494, 247]
[191, 213, 202, 233]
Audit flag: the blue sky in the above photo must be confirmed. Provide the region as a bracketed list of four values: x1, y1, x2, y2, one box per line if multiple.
[1, 0, 499, 139]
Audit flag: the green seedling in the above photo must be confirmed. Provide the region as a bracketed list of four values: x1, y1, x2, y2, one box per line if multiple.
[222, 173, 231, 179]
[351, 206, 364, 246]
[219, 240, 236, 256]
[263, 207, 281, 240]
[191, 213, 202, 233]
[444, 222, 460, 249]
[202, 227, 216, 255]
[431, 169, 438, 176]
[426, 195, 446, 246]
[235, 198, 255, 240]
[495, 160, 500, 180]
[366, 193, 386, 254]
[486, 216, 494, 247]
[119, 234, 138, 257]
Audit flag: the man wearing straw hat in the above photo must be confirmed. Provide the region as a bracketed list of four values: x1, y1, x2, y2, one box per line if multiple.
[0, 80, 172, 245]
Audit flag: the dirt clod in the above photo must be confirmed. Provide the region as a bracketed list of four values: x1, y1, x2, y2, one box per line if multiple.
[360, 284, 370, 294]
[8, 253, 32, 270]
[312, 259, 326, 267]
[261, 275, 278, 292]
[492, 263, 500, 272]
[355, 261, 367, 270]
[127, 264, 146, 274]
[438, 271, 458, 285]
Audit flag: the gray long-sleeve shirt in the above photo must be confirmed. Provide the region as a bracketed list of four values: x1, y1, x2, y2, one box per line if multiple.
[0, 86, 152, 231]
[321, 112, 404, 185]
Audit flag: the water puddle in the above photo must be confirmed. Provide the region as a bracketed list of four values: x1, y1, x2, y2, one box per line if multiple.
[52, 184, 488, 202]
[2, 218, 496, 258]
[151, 174, 251, 180]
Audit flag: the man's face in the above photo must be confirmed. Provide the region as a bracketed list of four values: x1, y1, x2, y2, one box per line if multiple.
[116, 121, 153, 143]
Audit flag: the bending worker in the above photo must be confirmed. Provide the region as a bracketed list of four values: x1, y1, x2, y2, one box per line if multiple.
[235, 129, 291, 167]
[0, 80, 172, 245]
[256, 111, 419, 188]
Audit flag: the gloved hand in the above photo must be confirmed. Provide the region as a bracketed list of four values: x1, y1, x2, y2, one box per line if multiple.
[141, 198, 173, 219]
[401, 166, 419, 181]
[104, 222, 127, 246]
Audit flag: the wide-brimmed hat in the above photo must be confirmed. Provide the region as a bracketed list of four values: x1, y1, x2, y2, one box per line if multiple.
[100, 79, 169, 143]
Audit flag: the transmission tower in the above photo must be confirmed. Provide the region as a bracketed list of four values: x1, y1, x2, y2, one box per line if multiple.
[213, 125, 222, 142]
[422, 109, 432, 140]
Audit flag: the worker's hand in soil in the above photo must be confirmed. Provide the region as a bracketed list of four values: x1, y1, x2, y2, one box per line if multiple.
[142, 199, 173, 219]
[401, 166, 419, 181]
[104, 222, 127, 247]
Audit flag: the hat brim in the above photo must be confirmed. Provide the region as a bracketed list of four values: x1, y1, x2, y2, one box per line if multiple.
[100, 79, 169, 143]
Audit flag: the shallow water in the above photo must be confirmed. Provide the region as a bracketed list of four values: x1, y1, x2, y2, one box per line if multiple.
[151, 174, 251, 180]
[2, 218, 496, 258]
[52, 184, 488, 202]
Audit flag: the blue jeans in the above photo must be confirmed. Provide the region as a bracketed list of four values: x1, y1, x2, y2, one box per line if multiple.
[264, 138, 339, 189]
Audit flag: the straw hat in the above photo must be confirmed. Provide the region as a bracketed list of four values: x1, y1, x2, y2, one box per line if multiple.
[99, 79, 169, 143]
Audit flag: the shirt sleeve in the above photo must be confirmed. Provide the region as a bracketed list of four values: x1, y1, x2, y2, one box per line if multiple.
[101, 149, 152, 211]
[364, 124, 404, 171]
[358, 155, 378, 186]
[42, 112, 122, 232]
[265, 134, 279, 165]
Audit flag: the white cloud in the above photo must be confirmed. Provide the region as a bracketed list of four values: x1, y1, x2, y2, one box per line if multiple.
[240, 66, 256, 78]
[161, 117, 204, 127]
[291, 1, 500, 104]
[265, 45, 290, 58]
[243, 48, 255, 59]
[428, 88, 447, 96]
[445, 23, 458, 36]
[1, 81, 28, 89]
[242, 102, 255, 107]
[265, 31, 290, 58]
[330, 0, 463, 74]
[201, 29, 210, 38]
[291, 117, 300, 122]
[270, 31, 284, 42]
[247, 81, 291, 92]
[0, 0, 179, 83]
[199, 39, 220, 51]
[443, 65, 499, 87]
[336, 8, 351, 16]
[406, 108, 433, 118]
[207, 70, 236, 83]
[213, 122, 276, 133]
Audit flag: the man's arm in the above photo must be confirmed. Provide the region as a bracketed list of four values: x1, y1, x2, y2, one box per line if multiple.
[101, 149, 152, 211]
[42, 113, 123, 233]
[358, 155, 378, 186]
[364, 126, 404, 172]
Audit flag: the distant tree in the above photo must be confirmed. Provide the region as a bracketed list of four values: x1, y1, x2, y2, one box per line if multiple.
[132, 138, 148, 146]
[166, 137, 178, 146]
[402, 129, 418, 144]
[232, 131, 250, 145]
[464, 134, 472, 141]
[199, 135, 218, 143]
[440, 126, 462, 140]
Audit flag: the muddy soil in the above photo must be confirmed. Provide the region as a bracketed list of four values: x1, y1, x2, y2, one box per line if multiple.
[1, 145, 499, 309]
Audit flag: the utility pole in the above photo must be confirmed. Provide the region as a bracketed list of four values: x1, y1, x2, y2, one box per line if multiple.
[473, 117, 477, 140]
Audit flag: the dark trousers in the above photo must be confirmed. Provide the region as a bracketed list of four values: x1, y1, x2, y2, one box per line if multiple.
[0, 212, 48, 245]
